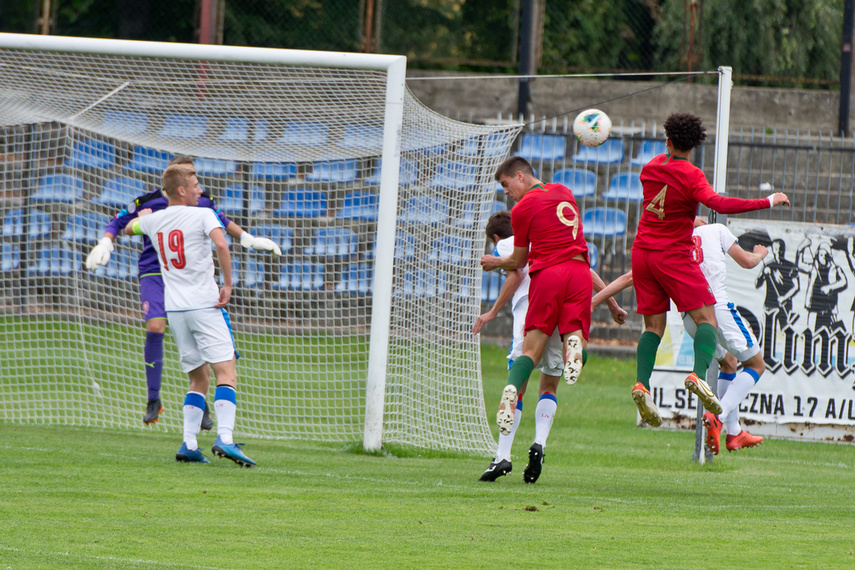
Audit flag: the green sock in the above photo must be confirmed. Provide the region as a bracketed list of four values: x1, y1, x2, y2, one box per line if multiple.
[692, 322, 717, 377]
[507, 356, 534, 392]
[582, 348, 588, 366]
[636, 331, 661, 390]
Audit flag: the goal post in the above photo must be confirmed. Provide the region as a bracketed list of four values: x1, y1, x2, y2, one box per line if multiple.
[0, 32, 520, 455]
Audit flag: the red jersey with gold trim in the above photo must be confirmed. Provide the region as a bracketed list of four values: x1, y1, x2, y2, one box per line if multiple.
[634, 154, 769, 251]
[511, 182, 588, 274]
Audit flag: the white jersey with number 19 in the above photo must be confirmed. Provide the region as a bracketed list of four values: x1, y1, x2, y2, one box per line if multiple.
[137, 205, 224, 312]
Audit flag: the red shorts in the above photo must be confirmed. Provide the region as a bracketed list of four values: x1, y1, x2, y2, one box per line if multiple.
[632, 247, 715, 314]
[525, 259, 591, 340]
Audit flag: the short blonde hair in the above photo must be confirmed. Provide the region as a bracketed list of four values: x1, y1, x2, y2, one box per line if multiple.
[162, 164, 197, 198]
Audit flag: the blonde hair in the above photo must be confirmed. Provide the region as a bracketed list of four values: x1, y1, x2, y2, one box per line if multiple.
[162, 164, 197, 198]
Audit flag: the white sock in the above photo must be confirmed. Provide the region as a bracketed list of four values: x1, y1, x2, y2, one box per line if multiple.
[183, 390, 205, 450]
[495, 402, 522, 462]
[214, 385, 237, 445]
[720, 369, 759, 419]
[725, 407, 742, 436]
[533, 393, 557, 447]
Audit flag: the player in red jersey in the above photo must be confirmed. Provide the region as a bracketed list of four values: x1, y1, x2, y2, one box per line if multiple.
[630, 113, 791, 426]
[481, 156, 599, 483]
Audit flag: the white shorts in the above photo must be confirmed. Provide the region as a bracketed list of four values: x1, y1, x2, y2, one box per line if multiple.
[682, 301, 760, 363]
[167, 308, 236, 372]
[510, 296, 564, 377]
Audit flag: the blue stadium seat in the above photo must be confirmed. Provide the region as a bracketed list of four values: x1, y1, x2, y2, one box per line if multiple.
[481, 271, 504, 303]
[459, 133, 509, 158]
[582, 207, 627, 238]
[401, 128, 447, 154]
[277, 122, 328, 146]
[273, 190, 327, 218]
[336, 192, 379, 222]
[365, 158, 419, 187]
[3, 209, 53, 240]
[29, 209, 52, 239]
[62, 212, 110, 245]
[395, 269, 447, 298]
[94, 177, 148, 209]
[158, 113, 207, 139]
[95, 247, 138, 280]
[515, 133, 566, 162]
[194, 152, 238, 177]
[1, 209, 24, 239]
[28, 245, 81, 276]
[429, 236, 473, 265]
[602, 172, 643, 202]
[32, 174, 84, 203]
[1, 243, 20, 273]
[453, 200, 503, 228]
[125, 147, 173, 174]
[243, 258, 265, 289]
[102, 110, 147, 136]
[571, 138, 625, 166]
[338, 124, 382, 151]
[218, 117, 249, 143]
[587, 241, 599, 271]
[306, 159, 358, 183]
[552, 168, 597, 199]
[218, 185, 265, 216]
[275, 262, 325, 291]
[336, 263, 374, 295]
[250, 224, 293, 256]
[250, 151, 297, 181]
[304, 227, 358, 258]
[397, 196, 448, 226]
[630, 140, 667, 167]
[66, 139, 117, 170]
[428, 161, 478, 191]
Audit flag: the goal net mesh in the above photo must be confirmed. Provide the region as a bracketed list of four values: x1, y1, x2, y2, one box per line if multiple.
[0, 42, 520, 454]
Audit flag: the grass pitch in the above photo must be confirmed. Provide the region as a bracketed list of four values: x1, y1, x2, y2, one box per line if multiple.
[1, 344, 854, 568]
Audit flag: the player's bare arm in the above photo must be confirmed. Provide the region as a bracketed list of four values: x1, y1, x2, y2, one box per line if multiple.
[591, 270, 633, 310]
[480, 245, 528, 272]
[590, 269, 627, 324]
[473, 269, 523, 334]
[211, 227, 232, 308]
[727, 242, 768, 269]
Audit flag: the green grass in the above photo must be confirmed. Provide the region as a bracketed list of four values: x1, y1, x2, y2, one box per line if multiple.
[2, 344, 854, 568]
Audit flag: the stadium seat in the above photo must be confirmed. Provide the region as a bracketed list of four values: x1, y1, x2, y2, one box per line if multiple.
[1, 243, 20, 273]
[306, 159, 358, 183]
[217, 185, 265, 216]
[304, 227, 358, 258]
[571, 138, 625, 166]
[401, 128, 447, 154]
[277, 122, 329, 146]
[338, 124, 382, 152]
[158, 113, 207, 139]
[395, 269, 447, 298]
[62, 212, 110, 245]
[365, 158, 419, 187]
[29, 209, 52, 240]
[242, 258, 265, 289]
[515, 133, 566, 162]
[630, 140, 667, 167]
[459, 133, 509, 158]
[429, 236, 473, 265]
[551, 168, 597, 199]
[102, 110, 148, 136]
[428, 160, 478, 191]
[28, 245, 81, 276]
[125, 147, 173, 174]
[336, 192, 379, 222]
[94, 177, 148, 209]
[32, 174, 84, 203]
[250, 151, 298, 181]
[481, 271, 504, 303]
[1, 209, 24, 239]
[250, 224, 293, 256]
[273, 190, 327, 218]
[336, 263, 374, 295]
[275, 262, 325, 291]
[587, 241, 599, 271]
[397, 196, 449, 226]
[453, 200, 504, 228]
[582, 207, 627, 238]
[66, 139, 117, 170]
[194, 151, 239, 177]
[602, 172, 644, 202]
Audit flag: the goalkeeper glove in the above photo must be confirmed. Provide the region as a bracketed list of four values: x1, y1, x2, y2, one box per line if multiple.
[85, 237, 114, 270]
[240, 232, 282, 256]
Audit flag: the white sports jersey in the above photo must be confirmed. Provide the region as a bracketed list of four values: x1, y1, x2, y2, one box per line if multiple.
[691, 223, 737, 303]
[496, 236, 530, 310]
[138, 205, 224, 311]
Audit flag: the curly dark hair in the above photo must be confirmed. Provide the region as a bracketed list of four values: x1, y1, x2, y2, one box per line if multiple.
[663, 113, 707, 151]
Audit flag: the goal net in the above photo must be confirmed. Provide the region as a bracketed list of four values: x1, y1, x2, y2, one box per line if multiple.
[0, 33, 520, 454]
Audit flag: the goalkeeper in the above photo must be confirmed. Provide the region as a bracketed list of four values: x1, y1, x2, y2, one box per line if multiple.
[85, 156, 282, 426]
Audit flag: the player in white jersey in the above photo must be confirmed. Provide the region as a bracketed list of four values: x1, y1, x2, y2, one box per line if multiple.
[474, 210, 626, 483]
[682, 223, 768, 454]
[128, 164, 255, 467]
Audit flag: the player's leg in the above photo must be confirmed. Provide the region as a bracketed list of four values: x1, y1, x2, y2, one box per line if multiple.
[631, 313, 664, 426]
[497, 329, 549, 436]
[683, 304, 722, 414]
[170, 311, 210, 463]
[524, 331, 563, 484]
[140, 275, 167, 424]
[723, 353, 765, 452]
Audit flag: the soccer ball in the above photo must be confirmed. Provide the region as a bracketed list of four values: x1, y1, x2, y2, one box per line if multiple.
[573, 109, 611, 147]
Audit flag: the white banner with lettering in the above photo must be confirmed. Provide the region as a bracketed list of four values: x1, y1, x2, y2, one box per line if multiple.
[651, 219, 855, 442]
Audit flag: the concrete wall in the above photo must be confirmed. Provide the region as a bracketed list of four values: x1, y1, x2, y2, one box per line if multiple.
[407, 71, 843, 134]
